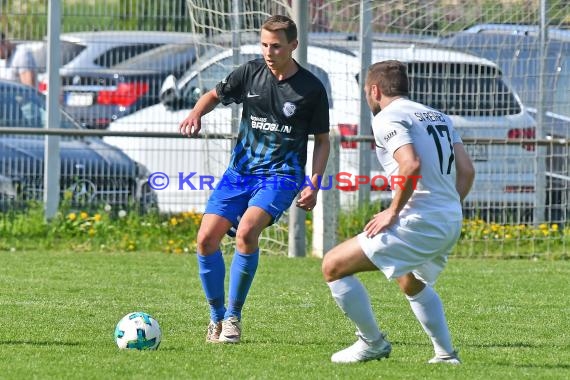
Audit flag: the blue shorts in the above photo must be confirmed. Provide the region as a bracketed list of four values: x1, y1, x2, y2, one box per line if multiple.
[205, 168, 302, 229]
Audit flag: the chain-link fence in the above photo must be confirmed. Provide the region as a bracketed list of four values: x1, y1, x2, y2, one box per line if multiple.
[0, 0, 569, 257]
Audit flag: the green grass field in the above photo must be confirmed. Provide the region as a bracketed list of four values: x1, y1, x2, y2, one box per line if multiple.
[0, 251, 569, 379]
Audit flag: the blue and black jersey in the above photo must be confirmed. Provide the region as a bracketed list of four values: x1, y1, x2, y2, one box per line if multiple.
[215, 58, 330, 182]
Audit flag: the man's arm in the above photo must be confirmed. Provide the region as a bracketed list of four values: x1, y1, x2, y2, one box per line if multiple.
[387, 143, 421, 215]
[179, 88, 221, 137]
[453, 143, 475, 202]
[19, 69, 36, 87]
[296, 132, 330, 211]
[309, 132, 331, 189]
[364, 143, 420, 237]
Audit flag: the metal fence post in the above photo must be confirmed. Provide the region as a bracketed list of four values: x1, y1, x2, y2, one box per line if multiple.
[312, 129, 340, 258]
[44, 0, 62, 220]
[357, 0, 372, 206]
[288, 0, 309, 258]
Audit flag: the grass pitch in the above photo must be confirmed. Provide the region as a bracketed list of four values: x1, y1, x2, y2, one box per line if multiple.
[0, 251, 568, 379]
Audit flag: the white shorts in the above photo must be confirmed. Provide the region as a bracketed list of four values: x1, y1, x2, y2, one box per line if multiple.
[357, 215, 461, 285]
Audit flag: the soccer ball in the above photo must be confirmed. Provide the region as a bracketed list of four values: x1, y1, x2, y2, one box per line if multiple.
[114, 311, 162, 350]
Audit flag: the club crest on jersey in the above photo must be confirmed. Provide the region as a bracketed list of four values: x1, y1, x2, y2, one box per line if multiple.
[282, 102, 296, 117]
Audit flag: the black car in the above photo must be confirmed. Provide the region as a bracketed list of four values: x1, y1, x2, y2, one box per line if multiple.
[0, 79, 156, 212]
[59, 43, 202, 129]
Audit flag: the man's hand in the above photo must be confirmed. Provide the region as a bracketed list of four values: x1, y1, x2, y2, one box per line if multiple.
[363, 209, 398, 238]
[295, 187, 317, 211]
[179, 113, 202, 137]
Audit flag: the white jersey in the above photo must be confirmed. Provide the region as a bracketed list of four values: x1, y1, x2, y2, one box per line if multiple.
[0, 46, 36, 83]
[372, 97, 462, 220]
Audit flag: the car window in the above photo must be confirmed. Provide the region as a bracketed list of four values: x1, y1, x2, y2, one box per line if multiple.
[441, 33, 568, 115]
[21, 40, 86, 73]
[60, 41, 88, 66]
[93, 44, 162, 68]
[408, 62, 521, 116]
[181, 54, 259, 100]
[181, 53, 333, 108]
[0, 89, 44, 127]
[0, 86, 79, 129]
[112, 43, 199, 72]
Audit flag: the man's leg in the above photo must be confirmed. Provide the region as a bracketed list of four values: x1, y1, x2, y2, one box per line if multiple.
[397, 273, 459, 362]
[322, 237, 392, 363]
[220, 206, 271, 343]
[196, 214, 233, 342]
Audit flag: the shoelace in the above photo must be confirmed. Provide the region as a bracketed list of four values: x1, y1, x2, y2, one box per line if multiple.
[208, 322, 221, 335]
[222, 319, 239, 335]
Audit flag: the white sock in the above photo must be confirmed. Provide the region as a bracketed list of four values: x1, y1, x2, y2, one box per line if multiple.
[328, 276, 382, 342]
[406, 285, 454, 356]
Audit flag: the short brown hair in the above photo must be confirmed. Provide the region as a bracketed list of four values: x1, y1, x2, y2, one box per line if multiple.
[366, 60, 409, 97]
[261, 15, 297, 42]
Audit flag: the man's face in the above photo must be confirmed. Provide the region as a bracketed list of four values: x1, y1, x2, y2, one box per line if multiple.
[260, 29, 297, 73]
[365, 83, 382, 116]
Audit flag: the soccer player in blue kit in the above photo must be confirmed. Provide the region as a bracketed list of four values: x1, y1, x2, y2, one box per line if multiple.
[179, 15, 330, 343]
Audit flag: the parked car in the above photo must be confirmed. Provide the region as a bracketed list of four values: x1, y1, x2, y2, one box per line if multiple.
[105, 44, 361, 213]
[105, 41, 539, 222]
[34, 31, 202, 128]
[34, 31, 202, 76]
[0, 79, 157, 212]
[438, 25, 570, 221]
[352, 42, 539, 221]
[58, 42, 203, 129]
[438, 24, 570, 138]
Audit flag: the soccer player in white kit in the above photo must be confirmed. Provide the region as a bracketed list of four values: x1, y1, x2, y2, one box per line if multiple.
[322, 60, 475, 364]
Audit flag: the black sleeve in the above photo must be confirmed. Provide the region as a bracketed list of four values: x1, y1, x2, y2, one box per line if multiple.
[308, 84, 330, 135]
[215, 63, 249, 106]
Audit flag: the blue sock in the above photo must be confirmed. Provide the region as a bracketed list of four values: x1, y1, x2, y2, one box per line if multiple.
[197, 250, 226, 323]
[225, 249, 259, 320]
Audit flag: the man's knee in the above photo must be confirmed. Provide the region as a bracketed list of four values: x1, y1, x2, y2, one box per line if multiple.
[197, 229, 221, 254]
[235, 221, 264, 251]
[397, 273, 425, 297]
[322, 254, 342, 282]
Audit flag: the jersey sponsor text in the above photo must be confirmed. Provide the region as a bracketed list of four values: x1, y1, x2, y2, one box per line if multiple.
[250, 115, 292, 133]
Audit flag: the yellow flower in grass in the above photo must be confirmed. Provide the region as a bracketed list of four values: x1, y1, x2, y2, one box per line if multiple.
[88, 228, 96, 237]
[168, 240, 175, 245]
[63, 190, 73, 201]
[170, 217, 178, 226]
[539, 223, 548, 230]
[93, 214, 102, 222]
[80, 212, 89, 220]
[68, 213, 77, 221]
[551, 224, 559, 231]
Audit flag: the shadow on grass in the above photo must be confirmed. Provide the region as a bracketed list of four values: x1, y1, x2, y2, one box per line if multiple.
[0, 340, 81, 346]
[498, 362, 570, 370]
[466, 342, 535, 348]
